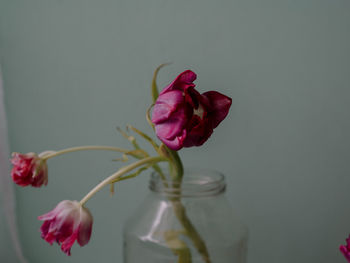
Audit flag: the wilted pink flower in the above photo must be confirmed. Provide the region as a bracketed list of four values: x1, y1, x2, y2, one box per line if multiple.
[38, 200, 93, 256]
[11, 152, 48, 187]
[152, 70, 232, 150]
[340, 235, 350, 262]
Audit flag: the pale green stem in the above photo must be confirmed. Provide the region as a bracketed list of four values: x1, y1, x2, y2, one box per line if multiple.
[161, 144, 183, 182]
[171, 201, 211, 263]
[161, 145, 209, 263]
[41, 146, 131, 160]
[79, 156, 167, 205]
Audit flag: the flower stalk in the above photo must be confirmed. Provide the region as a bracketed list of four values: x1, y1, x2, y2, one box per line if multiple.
[40, 145, 131, 160]
[171, 200, 211, 263]
[79, 156, 167, 205]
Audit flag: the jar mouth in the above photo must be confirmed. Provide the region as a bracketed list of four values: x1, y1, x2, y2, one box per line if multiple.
[149, 168, 226, 197]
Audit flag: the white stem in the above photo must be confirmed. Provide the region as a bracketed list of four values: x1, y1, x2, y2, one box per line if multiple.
[79, 156, 167, 205]
[41, 146, 131, 160]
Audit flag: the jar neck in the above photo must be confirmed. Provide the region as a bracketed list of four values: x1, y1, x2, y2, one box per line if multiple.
[149, 168, 226, 197]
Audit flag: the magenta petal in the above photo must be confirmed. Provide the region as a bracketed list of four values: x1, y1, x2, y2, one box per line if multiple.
[40, 221, 51, 238]
[160, 70, 197, 94]
[54, 216, 76, 240]
[38, 200, 73, 221]
[346, 236, 350, 249]
[77, 209, 93, 246]
[177, 70, 197, 84]
[202, 91, 232, 128]
[61, 230, 78, 256]
[152, 103, 173, 124]
[152, 90, 184, 124]
[38, 211, 58, 221]
[155, 121, 181, 141]
[155, 107, 188, 140]
[340, 245, 350, 262]
[340, 235, 350, 262]
[159, 129, 187, 151]
[183, 117, 213, 147]
[43, 231, 56, 245]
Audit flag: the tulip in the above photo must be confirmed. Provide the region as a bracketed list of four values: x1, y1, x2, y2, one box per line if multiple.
[38, 200, 93, 256]
[152, 70, 232, 150]
[340, 235, 350, 262]
[11, 152, 48, 187]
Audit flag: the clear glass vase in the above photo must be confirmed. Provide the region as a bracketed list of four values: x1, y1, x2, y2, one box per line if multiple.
[123, 169, 248, 263]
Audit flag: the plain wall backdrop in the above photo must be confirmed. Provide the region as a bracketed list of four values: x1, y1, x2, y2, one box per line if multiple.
[1, 0, 350, 262]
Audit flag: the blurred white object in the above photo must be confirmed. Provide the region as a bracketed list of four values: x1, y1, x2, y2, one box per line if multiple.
[0, 66, 27, 263]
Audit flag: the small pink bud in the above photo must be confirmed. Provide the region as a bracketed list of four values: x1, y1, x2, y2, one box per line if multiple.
[10, 152, 48, 187]
[151, 70, 232, 150]
[38, 200, 93, 256]
[340, 235, 350, 262]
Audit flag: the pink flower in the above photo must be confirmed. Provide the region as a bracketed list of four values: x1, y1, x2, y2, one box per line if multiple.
[151, 70, 232, 150]
[340, 235, 350, 262]
[38, 200, 93, 256]
[11, 152, 48, 187]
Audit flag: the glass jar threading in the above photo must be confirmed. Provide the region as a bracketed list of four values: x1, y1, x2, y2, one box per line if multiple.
[149, 169, 226, 197]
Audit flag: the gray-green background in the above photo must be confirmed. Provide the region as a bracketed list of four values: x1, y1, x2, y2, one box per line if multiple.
[1, 0, 350, 262]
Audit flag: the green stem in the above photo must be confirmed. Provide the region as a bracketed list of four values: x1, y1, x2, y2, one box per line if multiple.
[162, 145, 210, 263]
[161, 145, 183, 182]
[164, 230, 192, 263]
[171, 200, 211, 263]
[170, 150, 184, 181]
[79, 156, 167, 205]
[41, 146, 131, 160]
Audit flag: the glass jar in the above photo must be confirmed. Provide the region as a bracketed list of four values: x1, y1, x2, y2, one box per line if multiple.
[123, 169, 248, 263]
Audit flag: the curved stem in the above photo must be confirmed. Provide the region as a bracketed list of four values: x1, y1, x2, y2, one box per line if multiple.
[41, 146, 131, 160]
[79, 156, 168, 205]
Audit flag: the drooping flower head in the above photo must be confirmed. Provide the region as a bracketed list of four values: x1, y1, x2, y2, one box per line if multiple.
[340, 235, 350, 262]
[11, 152, 48, 187]
[38, 200, 93, 256]
[152, 70, 232, 150]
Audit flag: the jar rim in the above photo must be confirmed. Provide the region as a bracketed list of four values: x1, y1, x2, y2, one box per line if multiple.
[149, 168, 226, 197]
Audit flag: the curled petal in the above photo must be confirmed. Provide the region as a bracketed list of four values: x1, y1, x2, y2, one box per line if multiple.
[183, 116, 213, 147]
[152, 90, 185, 124]
[77, 207, 93, 246]
[159, 129, 187, 151]
[202, 91, 232, 128]
[61, 231, 78, 256]
[155, 105, 190, 140]
[160, 70, 197, 94]
[38, 200, 74, 221]
[40, 221, 51, 240]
